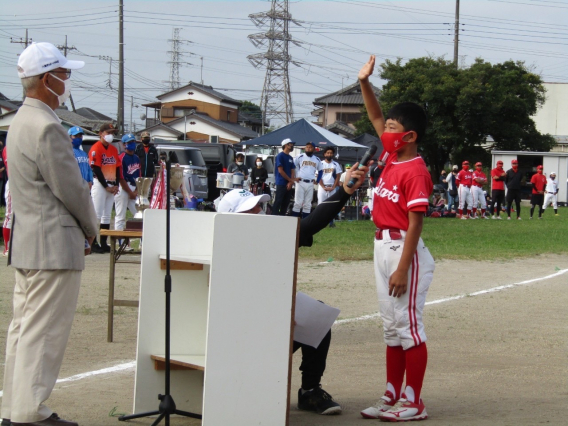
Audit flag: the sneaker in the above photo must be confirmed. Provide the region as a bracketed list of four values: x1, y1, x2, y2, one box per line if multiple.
[297, 386, 342, 415]
[517, 217, 522, 220]
[91, 243, 105, 254]
[123, 245, 134, 252]
[460, 216, 468, 220]
[361, 391, 395, 419]
[538, 216, 542, 219]
[2, 250, 8, 257]
[529, 217, 533, 220]
[492, 215, 496, 219]
[496, 216, 502, 220]
[100, 243, 111, 253]
[507, 217, 511, 220]
[471, 216, 478, 220]
[555, 214, 559, 216]
[483, 216, 489, 219]
[380, 397, 428, 422]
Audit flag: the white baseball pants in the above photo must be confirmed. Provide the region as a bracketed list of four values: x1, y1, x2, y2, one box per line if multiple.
[317, 185, 338, 205]
[91, 179, 116, 225]
[543, 193, 557, 210]
[1, 269, 81, 423]
[114, 183, 137, 231]
[3, 180, 11, 229]
[471, 186, 486, 209]
[374, 230, 435, 350]
[458, 185, 473, 210]
[293, 180, 315, 214]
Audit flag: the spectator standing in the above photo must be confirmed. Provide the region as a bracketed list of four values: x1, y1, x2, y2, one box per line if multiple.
[68, 126, 93, 189]
[250, 157, 270, 196]
[529, 165, 547, 220]
[134, 131, 158, 178]
[317, 147, 342, 227]
[445, 165, 458, 213]
[456, 161, 473, 219]
[438, 170, 448, 191]
[272, 138, 298, 216]
[2, 41, 98, 426]
[0, 141, 5, 207]
[490, 160, 506, 219]
[89, 123, 121, 253]
[542, 172, 559, 216]
[2, 144, 10, 257]
[505, 159, 523, 220]
[471, 162, 488, 219]
[114, 134, 139, 235]
[292, 141, 320, 218]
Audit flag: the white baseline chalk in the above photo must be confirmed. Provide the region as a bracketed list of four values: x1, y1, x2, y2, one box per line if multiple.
[335, 268, 568, 325]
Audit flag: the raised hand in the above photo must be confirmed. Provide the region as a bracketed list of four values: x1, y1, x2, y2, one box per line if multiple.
[358, 55, 376, 81]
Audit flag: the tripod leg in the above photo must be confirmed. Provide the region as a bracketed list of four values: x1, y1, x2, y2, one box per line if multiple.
[150, 412, 166, 426]
[119, 410, 160, 421]
[174, 409, 202, 420]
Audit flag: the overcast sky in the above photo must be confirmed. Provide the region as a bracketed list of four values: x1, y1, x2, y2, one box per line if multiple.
[1, 0, 566, 131]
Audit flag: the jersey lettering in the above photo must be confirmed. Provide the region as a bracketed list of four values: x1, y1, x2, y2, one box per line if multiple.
[374, 179, 400, 203]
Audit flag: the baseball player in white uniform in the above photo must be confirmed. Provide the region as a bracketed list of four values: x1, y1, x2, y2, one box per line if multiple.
[456, 161, 473, 219]
[292, 141, 320, 218]
[317, 147, 343, 204]
[542, 172, 559, 216]
[471, 162, 488, 219]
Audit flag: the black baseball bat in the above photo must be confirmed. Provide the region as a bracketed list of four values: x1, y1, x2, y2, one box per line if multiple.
[347, 144, 378, 188]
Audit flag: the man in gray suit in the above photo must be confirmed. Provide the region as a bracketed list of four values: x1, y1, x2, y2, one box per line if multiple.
[2, 42, 98, 426]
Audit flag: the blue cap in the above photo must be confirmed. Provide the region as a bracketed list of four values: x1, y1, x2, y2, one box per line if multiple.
[68, 126, 84, 136]
[121, 133, 136, 143]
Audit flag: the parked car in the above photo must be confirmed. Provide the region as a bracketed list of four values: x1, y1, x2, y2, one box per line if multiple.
[153, 139, 237, 201]
[155, 144, 208, 200]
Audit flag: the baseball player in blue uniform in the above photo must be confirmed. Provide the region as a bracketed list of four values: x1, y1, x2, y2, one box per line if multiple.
[68, 126, 93, 189]
[292, 141, 321, 218]
[115, 134, 140, 233]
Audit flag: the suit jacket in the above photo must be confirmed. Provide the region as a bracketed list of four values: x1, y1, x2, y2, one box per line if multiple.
[6, 97, 98, 270]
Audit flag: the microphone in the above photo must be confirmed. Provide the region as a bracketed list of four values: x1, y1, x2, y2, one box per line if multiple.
[347, 144, 378, 188]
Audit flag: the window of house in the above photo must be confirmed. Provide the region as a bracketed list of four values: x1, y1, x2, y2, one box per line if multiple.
[336, 112, 362, 123]
[173, 107, 195, 118]
[227, 111, 231, 121]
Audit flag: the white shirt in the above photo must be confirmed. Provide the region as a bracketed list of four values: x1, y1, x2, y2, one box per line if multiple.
[294, 153, 320, 181]
[318, 160, 342, 186]
[545, 177, 558, 194]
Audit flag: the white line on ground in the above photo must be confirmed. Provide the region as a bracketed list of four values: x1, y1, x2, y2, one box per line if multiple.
[335, 268, 568, 325]
[1, 268, 566, 396]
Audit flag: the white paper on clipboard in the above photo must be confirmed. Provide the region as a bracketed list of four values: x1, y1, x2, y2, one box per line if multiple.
[293, 292, 340, 348]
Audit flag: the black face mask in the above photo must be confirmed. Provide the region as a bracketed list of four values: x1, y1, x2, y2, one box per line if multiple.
[142, 138, 150, 144]
[325, 155, 333, 161]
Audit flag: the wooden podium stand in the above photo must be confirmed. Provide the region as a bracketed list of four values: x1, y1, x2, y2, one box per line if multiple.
[133, 209, 299, 425]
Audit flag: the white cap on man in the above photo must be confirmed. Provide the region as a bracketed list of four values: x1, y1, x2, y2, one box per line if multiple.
[218, 189, 270, 213]
[17, 42, 84, 78]
[281, 138, 295, 147]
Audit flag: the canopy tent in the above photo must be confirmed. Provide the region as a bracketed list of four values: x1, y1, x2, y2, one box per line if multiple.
[238, 118, 367, 149]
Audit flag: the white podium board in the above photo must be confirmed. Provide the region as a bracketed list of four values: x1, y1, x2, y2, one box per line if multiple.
[133, 209, 299, 425]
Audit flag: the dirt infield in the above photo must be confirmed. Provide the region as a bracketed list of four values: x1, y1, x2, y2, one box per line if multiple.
[0, 254, 566, 425]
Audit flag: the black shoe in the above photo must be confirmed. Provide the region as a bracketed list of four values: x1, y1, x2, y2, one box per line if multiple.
[2, 419, 11, 426]
[100, 243, 111, 253]
[91, 243, 105, 254]
[297, 386, 342, 415]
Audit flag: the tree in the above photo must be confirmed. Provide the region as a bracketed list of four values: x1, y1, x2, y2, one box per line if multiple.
[239, 100, 263, 119]
[354, 56, 555, 178]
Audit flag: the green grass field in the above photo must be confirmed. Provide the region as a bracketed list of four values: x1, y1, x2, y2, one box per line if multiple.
[299, 208, 568, 261]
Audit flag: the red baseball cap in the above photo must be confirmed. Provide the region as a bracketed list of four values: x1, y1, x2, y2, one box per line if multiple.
[537, 165, 543, 170]
[462, 161, 469, 166]
[497, 160, 503, 166]
[475, 162, 482, 167]
[511, 159, 519, 165]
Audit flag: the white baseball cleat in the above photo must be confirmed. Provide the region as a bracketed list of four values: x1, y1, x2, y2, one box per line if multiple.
[360, 391, 396, 419]
[517, 217, 522, 220]
[496, 216, 502, 220]
[483, 216, 489, 219]
[379, 398, 428, 422]
[491, 215, 496, 219]
[460, 216, 468, 220]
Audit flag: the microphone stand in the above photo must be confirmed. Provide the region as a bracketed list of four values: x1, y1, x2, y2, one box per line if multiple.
[119, 160, 201, 425]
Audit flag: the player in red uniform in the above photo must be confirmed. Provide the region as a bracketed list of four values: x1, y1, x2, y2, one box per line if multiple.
[471, 162, 488, 219]
[490, 160, 506, 219]
[359, 55, 434, 422]
[456, 161, 473, 219]
[529, 165, 547, 219]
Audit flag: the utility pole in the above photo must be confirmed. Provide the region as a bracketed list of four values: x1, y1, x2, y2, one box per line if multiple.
[248, 0, 297, 131]
[117, 0, 125, 134]
[99, 56, 116, 89]
[57, 35, 78, 111]
[11, 29, 32, 100]
[200, 57, 204, 85]
[453, 0, 460, 68]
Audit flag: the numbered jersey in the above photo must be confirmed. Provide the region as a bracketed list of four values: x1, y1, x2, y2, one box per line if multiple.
[89, 141, 121, 182]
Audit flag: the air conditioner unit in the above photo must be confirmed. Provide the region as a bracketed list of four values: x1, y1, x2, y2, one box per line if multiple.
[209, 135, 219, 143]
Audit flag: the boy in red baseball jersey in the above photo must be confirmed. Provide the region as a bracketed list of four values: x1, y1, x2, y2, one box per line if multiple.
[491, 160, 506, 219]
[359, 55, 434, 422]
[529, 165, 547, 219]
[471, 162, 488, 219]
[456, 161, 473, 219]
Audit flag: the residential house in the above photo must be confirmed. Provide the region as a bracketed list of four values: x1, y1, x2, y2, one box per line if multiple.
[312, 82, 381, 137]
[139, 82, 259, 143]
[532, 82, 568, 152]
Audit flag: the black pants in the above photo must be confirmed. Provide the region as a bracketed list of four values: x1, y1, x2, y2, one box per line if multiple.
[272, 184, 292, 216]
[293, 330, 331, 390]
[491, 190, 505, 216]
[506, 189, 521, 218]
[0, 179, 5, 207]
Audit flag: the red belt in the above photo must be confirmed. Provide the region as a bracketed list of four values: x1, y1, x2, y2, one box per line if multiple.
[375, 229, 403, 240]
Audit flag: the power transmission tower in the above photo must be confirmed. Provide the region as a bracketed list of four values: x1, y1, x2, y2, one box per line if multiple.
[57, 35, 78, 111]
[248, 0, 299, 132]
[167, 28, 183, 91]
